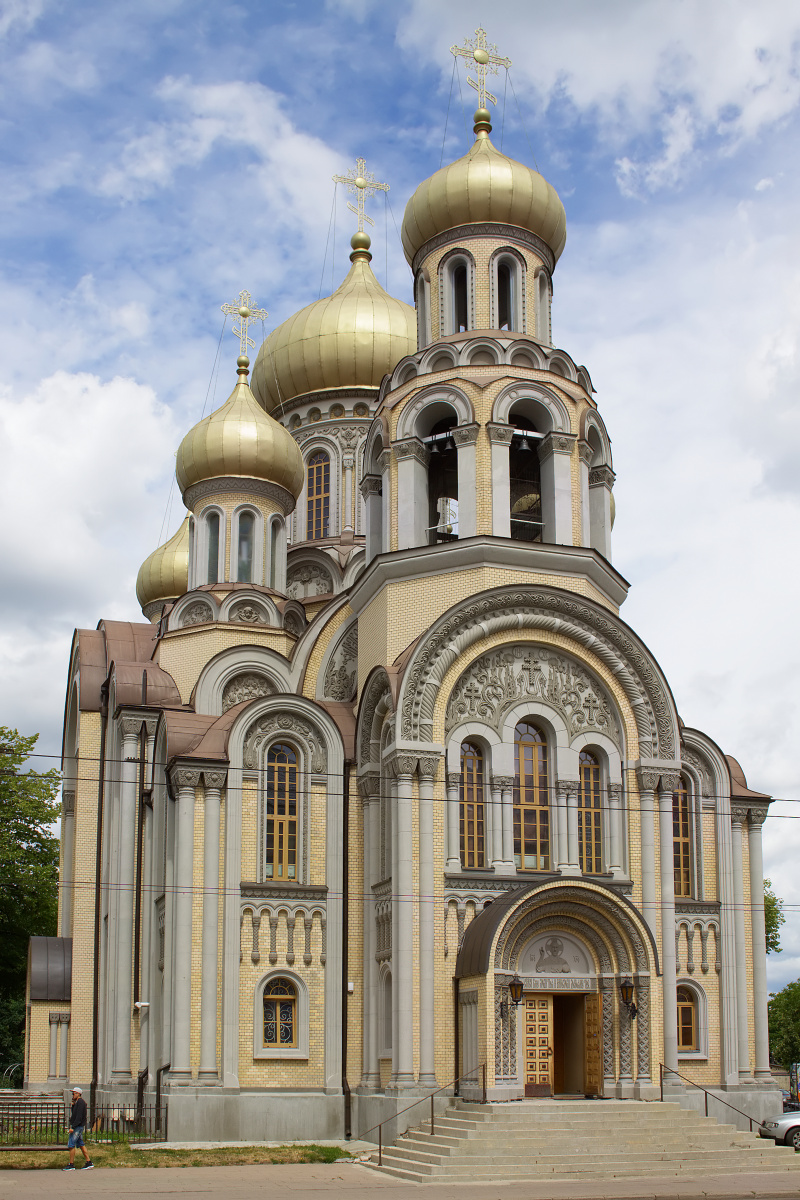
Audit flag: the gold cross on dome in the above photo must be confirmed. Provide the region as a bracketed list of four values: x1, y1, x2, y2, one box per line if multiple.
[221, 289, 268, 357]
[332, 157, 389, 233]
[450, 26, 511, 109]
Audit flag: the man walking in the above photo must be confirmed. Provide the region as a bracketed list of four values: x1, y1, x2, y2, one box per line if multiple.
[63, 1087, 93, 1170]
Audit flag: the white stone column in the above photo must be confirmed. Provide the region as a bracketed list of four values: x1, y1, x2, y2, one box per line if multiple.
[418, 758, 438, 1087]
[731, 807, 751, 1079]
[378, 449, 392, 555]
[48, 1014, 59, 1079]
[556, 781, 569, 873]
[558, 780, 580, 875]
[60, 791, 76, 936]
[588, 465, 615, 560]
[578, 440, 593, 547]
[445, 772, 462, 872]
[393, 439, 429, 550]
[453, 424, 480, 539]
[112, 720, 140, 1080]
[490, 776, 504, 871]
[359, 773, 381, 1090]
[498, 776, 516, 871]
[487, 424, 513, 537]
[342, 452, 354, 532]
[637, 770, 659, 938]
[539, 433, 575, 546]
[361, 475, 382, 565]
[658, 779, 679, 1080]
[59, 1015, 70, 1079]
[747, 809, 772, 1080]
[199, 770, 225, 1080]
[170, 766, 199, 1082]
[608, 783, 624, 877]
[390, 757, 416, 1090]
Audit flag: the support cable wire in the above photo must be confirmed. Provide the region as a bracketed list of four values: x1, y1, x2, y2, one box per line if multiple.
[440, 55, 458, 168]
[318, 186, 337, 301]
[386, 195, 414, 280]
[455, 58, 470, 145]
[500, 67, 509, 151]
[508, 70, 540, 173]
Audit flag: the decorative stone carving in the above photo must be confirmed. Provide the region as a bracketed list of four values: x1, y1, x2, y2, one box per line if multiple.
[287, 563, 334, 600]
[539, 432, 576, 460]
[491, 775, 515, 790]
[486, 422, 515, 446]
[392, 437, 429, 465]
[418, 756, 440, 779]
[170, 767, 201, 791]
[636, 767, 661, 792]
[183, 476, 295, 515]
[682, 747, 712, 798]
[222, 672, 276, 713]
[730, 805, 750, 826]
[377, 449, 392, 473]
[360, 474, 382, 498]
[251, 912, 261, 964]
[229, 601, 268, 625]
[451, 423, 480, 446]
[357, 672, 392, 765]
[748, 805, 768, 826]
[578, 440, 594, 465]
[243, 713, 327, 773]
[61, 790, 75, 815]
[589, 465, 615, 489]
[445, 645, 621, 747]
[203, 770, 227, 791]
[635, 979, 650, 1082]
[181, 601, 214, 628]
[283, 610, 304, 637]
[323, 624, 358, 702]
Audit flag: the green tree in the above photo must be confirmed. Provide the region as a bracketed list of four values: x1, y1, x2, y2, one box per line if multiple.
[764, 877, 785, 954]
[0, 729, 61, 1076]
[769, 979, 800, 1070]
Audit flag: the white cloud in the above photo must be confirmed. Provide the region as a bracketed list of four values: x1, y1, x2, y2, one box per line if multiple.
[0, 0, 44, 40]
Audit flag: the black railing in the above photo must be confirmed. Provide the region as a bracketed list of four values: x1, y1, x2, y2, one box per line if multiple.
[359, 1064, 487, 1167]
[659, 1063, 762, 1132]
[0, 1102, 167, 1148]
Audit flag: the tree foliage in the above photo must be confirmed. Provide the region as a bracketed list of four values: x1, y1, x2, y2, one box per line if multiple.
[764, 877, 785, 955]
[0, 729, 61, 1072]
[769, 979, 800, 1070]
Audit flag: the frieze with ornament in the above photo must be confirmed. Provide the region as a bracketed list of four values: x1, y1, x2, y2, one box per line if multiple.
[445, 644, 621, 747]
[323, 624, 358, 701]
[222, 672, 276, 713]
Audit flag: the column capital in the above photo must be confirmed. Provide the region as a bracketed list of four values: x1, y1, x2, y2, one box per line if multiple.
[578, 439, 594, 465]
[170, 764, 202, 792]
[589, 464, 616, 489]
[539, 432, 576, 462]
[731, 804, 750, 826]
[556, 778, 579, 796]
[659, 772, 682, 793]
[61, 790, 76, 815]
[203, 769, 227, 791]
[360, 473, 382, 499]
[384, 752, 417, 779]
[377, 448, 393, 473]
[486, 422, 514, 446]
[418, 755, 441, 780]
[636, 767, 661, 792]
[446, 771, 461, 789]
[120, 711, 159, 740]
[357, 771, 381, 801]
[392, 437, 429, 466]
[491, 775, 515, 789]
[747, 805, 768, 827]
[451, 422, 480, 447]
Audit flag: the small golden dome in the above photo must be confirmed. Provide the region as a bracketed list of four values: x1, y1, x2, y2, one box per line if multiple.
[401, 116, 567, 265]
[250, 246, 416, 412]
[136, 517, 190, 610]
[176, 361, 304, 498]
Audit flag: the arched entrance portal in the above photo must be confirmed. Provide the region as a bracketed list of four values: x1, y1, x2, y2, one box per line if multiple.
[454, 880, 660, 1102]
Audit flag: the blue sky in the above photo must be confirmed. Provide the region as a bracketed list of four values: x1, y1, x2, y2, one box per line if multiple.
[1, 0, 800, 987]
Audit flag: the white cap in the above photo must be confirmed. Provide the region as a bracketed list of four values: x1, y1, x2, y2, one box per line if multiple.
[72, 1086, 82, 1094]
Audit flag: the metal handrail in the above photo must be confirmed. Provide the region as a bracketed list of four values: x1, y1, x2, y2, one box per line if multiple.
[358, 1063, 487, 1166]
[659, 1063, 763, 1132]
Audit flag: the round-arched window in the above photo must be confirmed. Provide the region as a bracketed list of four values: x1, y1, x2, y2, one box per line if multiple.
[263, 977, 297, 1047]
[514, 721, 549, 870]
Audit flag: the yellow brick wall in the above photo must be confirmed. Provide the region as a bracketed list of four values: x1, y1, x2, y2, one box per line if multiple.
[157, 625, 296, 703]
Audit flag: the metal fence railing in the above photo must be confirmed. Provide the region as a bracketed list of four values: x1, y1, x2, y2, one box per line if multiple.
[0, 1102, 168, 1148]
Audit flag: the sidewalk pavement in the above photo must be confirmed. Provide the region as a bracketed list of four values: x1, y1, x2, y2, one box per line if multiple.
[2, 1164, 800, 1200]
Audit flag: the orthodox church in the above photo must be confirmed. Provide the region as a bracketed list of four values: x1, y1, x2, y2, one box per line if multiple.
[25, 32, 779, 1141]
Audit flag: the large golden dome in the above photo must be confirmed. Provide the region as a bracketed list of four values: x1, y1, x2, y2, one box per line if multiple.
[136, 517, 189, 610]
[250, 246, 416, 412]
[176, 361, 304, 498]
[401, 113, 567, 265]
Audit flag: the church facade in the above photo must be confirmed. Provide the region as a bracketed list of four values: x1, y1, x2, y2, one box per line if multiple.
[25, 59, 779, 1141]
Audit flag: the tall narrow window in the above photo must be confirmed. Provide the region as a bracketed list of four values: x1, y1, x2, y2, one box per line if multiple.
[460, 742, 485, 869]
[453, 263, 468, 332]
[206, 511, 220, 584]
[578, 750, 602, 873]
[536, 271, 550, 344]
[307, 452, 330, 540]
[514, 721, 549, 870]
[509, 420, 543, 542]
[265, 744, 298, 881]
[677, 986, 697, 1051]
[497, 261, 513, 330]
[427, 419, 458, 543]
[416, 273, 429, 349]
[237, 511, 254, 582]
[673, 778, 691, 897]
[269, 522, 278, 589]
[263, 977, 297, 1047]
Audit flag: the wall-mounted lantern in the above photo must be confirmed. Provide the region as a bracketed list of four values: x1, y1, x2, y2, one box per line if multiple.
[619, 977, 638, 1019]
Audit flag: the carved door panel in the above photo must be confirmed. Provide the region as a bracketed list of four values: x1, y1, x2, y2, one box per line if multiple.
[584, 991, 603, 1097]
[524, 994, 553, 1097]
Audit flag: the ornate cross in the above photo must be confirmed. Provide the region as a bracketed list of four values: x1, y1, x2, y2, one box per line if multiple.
[332, 157, 389, 233]
[221, 289, 268, 358]
[450, 26, 511, 109]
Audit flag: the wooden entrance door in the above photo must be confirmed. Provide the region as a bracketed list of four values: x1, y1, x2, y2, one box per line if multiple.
[523, 994, 553, 1096]
[584, 992, 603, 1097]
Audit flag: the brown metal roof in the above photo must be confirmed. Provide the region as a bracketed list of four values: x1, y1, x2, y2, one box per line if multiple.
[110, 661, 181, 709]
[726, 755, 771, 801]
[28, 937, 72, 1001]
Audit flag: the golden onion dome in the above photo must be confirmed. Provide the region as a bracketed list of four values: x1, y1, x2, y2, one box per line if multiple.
[401, 109, 567, 265]
[250, 239, 416, 412]
[176, 358, 304, 498]
[136, 517, 190, 610]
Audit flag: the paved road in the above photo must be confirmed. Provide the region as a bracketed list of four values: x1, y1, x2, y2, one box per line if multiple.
[2, 1165, 800, 1200]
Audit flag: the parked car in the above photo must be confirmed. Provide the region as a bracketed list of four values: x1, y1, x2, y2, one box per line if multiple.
[759, 1110, 800, 1149]
[781, 1091, 800, 1113]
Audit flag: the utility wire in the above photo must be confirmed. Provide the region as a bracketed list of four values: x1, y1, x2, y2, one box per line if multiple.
[440, 56, 457, 168]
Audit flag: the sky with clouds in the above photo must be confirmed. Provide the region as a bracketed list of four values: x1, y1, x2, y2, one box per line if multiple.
[1, 0, 799, 988]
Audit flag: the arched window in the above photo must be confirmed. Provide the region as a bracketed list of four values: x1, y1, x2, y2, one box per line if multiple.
[677, 986, 697, 1052]
[265, 744, 298, 881]
[382, 972, 393, 1053]
[237, 511, 254, 582]
[498, 261, 512, 329]
[460, 742, 485, 869]
[514, 721, 549, 870]
[453, 262, 468, 332]
[426, 418, 458, 543]
[269, 521, 278, 589]
[536, 271, 551, 344]
[442, 255, 472, 334]
[578, 750, 602, 873]
[673, 777, 692, 897]
[416, 272, 429, 349]
[509, 417, 543, 542]
[206, 511, 220, 584]
[263, 977, 297, 1048]
[307, 451, 330, 540]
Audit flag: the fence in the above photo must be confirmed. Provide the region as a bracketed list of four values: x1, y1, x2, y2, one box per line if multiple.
[0, 1102, 167, 1149]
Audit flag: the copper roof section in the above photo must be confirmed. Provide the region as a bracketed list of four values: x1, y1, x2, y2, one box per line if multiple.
[726, 754, 771, 801]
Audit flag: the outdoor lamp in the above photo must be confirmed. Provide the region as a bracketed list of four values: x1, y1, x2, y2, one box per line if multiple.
[619, 977, 637, 1019]
[508, 974, 525, 1007]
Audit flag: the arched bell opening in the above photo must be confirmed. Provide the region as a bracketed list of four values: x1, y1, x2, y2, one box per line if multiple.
[509, 414, 543, 543]
[424, 414, 459, 544]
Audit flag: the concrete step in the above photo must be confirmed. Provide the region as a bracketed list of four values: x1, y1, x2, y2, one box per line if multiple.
[381, 1144, 785, 1170]
[397, 1133, 757, 1155]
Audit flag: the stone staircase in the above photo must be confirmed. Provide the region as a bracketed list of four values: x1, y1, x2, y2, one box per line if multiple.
[364, 1099, 800, 1183]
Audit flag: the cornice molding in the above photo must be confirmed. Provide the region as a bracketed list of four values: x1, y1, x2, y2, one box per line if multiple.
[184, 476, 296, 515]
[411, 222, 556, 277]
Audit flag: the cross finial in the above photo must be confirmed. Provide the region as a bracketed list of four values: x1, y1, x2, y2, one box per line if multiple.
[450, 26, 511, 110]
[221, 289, 268, 359]
[332, 157, 390, 235]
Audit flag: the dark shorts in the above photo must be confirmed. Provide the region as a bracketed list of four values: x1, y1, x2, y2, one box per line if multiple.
[68, 1126, 85, 1149]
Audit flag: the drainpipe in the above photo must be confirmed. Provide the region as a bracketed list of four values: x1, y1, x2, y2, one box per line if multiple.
[342, 760, 351, 1139]
[90, 680, 109, 1121]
